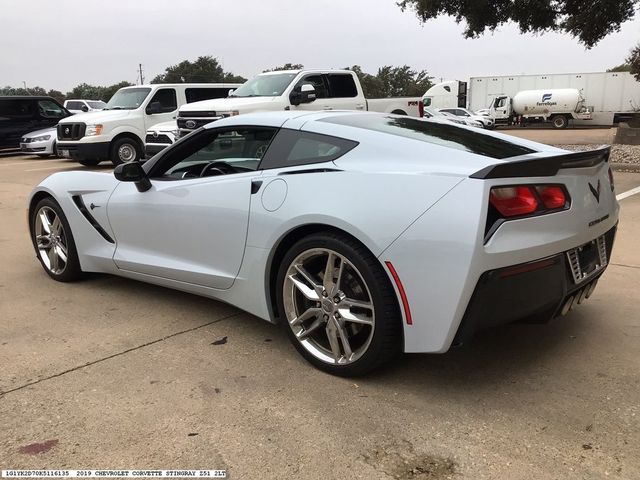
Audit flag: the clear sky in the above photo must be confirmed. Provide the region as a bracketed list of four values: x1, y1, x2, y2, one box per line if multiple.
[2, 0, 638, 92]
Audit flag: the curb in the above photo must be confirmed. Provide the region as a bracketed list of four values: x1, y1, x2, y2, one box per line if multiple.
[611, 162, 640, 173]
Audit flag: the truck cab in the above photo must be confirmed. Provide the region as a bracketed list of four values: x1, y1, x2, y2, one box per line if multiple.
[176, 70, 423, 137]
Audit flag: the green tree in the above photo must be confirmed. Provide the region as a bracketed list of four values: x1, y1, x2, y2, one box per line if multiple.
[47, 89, 66, 103]
[0, 85, 47, 96]
[375, 65, 433, 97]
[628, 43, 640, 81]
[345, 65, 384, 97]
[152, 56, 225, 83]
[66, 81, 132, 102]
[397, 0, 639, 48]
[263, 63, 304, 72]
[607, 63, 632, 72]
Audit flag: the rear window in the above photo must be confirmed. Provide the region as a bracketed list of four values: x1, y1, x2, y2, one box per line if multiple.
[327, 74, 358, 98]
[320, 114, 536, 159]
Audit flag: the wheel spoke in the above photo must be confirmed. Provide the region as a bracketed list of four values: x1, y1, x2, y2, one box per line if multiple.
[39, 212, 52, 234]
[55, 244, 68, 263]
[325, 318, 342, 361]
[342, 298, 373, 310]
[48, 247, 59, 272]
[323, 252, 338, 294]
[293, 264, 322, 297]
[338, 305, 374, 326]
[297, 316, 325, 340]
[51, 216, 61, 235]
[289, 275, 320, 301]
[336, 321, 353, 361]
[290, 307, 320, 327]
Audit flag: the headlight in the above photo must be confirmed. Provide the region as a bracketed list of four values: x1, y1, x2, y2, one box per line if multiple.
[85, 124, 103, 136]
[230, 110, 240, 116]
[31, 135, 51, 142]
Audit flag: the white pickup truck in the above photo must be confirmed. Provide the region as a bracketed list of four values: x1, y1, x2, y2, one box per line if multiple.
[167, 69, 423, 141]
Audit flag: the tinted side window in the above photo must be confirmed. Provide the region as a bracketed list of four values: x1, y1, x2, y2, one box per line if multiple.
[185, 88, 234, 103]
[260, 129, 358, 169]
[296, 75, 328, 99]
[149, 89, 177, 112]
[38, 100, 66, 119]
[327, 74, 358, 98]
[0, 99, 36, 119]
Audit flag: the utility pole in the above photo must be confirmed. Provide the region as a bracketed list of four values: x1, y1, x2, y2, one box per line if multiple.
[138, 64, 145, 85]
[23, 81, 31, 95]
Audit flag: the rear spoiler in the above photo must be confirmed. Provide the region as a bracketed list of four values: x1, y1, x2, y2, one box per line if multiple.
[470, 146, 610, 179]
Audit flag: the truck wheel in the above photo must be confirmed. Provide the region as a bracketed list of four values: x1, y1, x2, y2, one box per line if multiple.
[551, 115, 569, 129]
[391, 109, 407, 115]
[111, 137, 142, 165]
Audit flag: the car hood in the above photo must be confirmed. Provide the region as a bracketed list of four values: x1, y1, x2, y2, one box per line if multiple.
[147, 120, 178, 132]
[179, 96, 279, 114]
[23, 127, 57, 138]
[59, 109, 134, 124]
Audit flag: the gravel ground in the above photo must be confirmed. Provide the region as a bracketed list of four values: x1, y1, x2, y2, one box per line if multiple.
[556, 144, 640, 165]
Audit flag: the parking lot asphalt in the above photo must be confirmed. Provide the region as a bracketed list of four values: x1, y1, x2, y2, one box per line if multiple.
[1, 154, 639, 480]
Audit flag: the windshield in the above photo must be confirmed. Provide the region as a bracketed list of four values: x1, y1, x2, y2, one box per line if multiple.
[88, 101, 106, 109]
[105, 88, 151, 110]
[230, 73, 297, 97]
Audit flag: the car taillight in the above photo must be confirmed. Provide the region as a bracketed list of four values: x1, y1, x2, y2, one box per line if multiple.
[536, 185, 567, 209]
[418, 100, 425, 118]
[489, 186, 538, 217]
[489, 184, 569, 218]
[608, 167, 615, 192]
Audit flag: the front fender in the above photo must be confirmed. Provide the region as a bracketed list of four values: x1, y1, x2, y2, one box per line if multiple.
[29, 171, 120, 273]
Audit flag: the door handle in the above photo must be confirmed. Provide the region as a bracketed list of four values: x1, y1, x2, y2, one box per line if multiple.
[323, 107, 333, 110]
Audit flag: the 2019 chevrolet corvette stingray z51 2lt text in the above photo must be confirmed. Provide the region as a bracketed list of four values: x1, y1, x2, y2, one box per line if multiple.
[28, 111, 619, 375]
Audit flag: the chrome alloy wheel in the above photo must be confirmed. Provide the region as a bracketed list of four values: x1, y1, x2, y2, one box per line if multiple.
[283, 248, 375, 365]
[118, 143, 136, 162]
[34, 206, 68, 275]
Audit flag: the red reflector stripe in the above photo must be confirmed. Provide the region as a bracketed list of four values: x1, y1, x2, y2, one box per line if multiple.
[385, 261, 412, 325]
[499, 258, 557, 278]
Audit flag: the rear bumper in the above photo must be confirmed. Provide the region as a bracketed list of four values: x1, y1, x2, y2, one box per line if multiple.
[58, 142, 110, 161]
[453, 226, 616, 344]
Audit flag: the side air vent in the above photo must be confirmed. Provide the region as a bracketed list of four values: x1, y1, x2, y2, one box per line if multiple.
[71, 195, 115, 243]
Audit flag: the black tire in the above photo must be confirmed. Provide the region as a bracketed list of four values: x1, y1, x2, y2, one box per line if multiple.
[78, 158, 102, 166]
[111, 137, 142, 165]
[551, 115, 569, 129]
[30, 197, 83, 282]
[391, 109, 407, 115]
[276, 232, 402, 376]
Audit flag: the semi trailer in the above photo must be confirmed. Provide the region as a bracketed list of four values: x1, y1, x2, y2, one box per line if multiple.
[423, 71, 640, 127]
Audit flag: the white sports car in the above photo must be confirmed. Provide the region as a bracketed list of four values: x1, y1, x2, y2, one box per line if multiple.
[28, 111, 619, 376]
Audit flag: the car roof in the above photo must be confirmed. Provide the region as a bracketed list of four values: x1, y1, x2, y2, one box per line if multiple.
[0, 96, 57, 101]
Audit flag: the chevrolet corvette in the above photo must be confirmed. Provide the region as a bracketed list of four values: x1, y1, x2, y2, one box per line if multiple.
[28, 111, 619, 375]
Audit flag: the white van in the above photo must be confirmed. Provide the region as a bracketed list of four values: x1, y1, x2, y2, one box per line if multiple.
[56, 83, 242, 166]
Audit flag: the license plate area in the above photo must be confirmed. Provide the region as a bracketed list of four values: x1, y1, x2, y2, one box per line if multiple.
[566, 236, 608, 284]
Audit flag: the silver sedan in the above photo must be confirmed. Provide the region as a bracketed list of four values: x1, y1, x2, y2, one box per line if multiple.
[20, 127, 59, 158]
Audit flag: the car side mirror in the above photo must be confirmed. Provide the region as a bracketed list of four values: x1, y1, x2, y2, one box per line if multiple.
[81, 105, 89, 112]
[146, 101, 162, 115]
[114, 162, 151, 192]
[290, 84, 316, 106]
